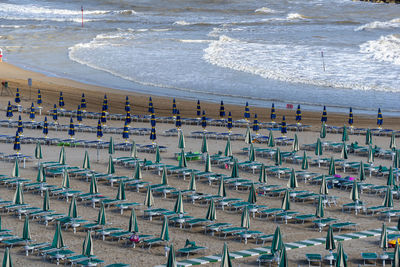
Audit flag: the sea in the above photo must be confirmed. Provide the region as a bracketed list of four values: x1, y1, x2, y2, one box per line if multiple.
[1, 0, 400, 116]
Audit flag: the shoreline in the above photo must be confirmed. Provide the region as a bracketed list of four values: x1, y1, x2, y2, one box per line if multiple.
[0, 61, 399, 131]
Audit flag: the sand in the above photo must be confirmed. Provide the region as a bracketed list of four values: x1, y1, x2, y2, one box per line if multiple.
[0, 61, 398, 266]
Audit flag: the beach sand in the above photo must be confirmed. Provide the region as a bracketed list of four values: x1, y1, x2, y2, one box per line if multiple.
[0, 61, 398, 266]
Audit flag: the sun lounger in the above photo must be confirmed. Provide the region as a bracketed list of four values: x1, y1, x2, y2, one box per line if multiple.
[177, 243, 207, 258]
[331, 222, 357, 233]
[104, 264, 130, 267]
[257, 254, 276, 267]
[204, 222, 232, 235]
[185, 218, 210, 229]
[312, 218, 337, 232]
[361, 252, 378, 266]
[220, 226, 247, 238]
[295, 214, 316, 224]
[306, 253, 322, 267]
[142, 237, 167, 249]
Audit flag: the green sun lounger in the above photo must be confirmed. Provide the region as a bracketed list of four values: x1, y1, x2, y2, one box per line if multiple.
[306, 253, 322, 266]
[361, 252, 378, 266]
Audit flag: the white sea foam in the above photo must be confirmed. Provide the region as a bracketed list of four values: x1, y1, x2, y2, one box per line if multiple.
[286, 13, 306, 20]
[178, 39, 211, 43]
[355, 18, 400, 31]
[360, 34, 400, 65]
[173, 20, 192, 26]
[255, 7, 278, 14]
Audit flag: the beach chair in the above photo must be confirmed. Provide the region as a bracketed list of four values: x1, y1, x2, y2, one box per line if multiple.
[257, 254, 276, 267]
[361, 252, 378, 266]
[177, 240, 207, 258]
[104, 264, 130, 267]
[306, 253, 322, 267]
[204, 222, 232, 236]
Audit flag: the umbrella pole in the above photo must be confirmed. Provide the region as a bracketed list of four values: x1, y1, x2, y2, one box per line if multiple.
[96, 144, 99, 162]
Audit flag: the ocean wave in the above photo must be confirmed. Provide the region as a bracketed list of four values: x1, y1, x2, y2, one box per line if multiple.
[355, 18, 400, 31]
[254, 7, 278, 14]
[286, 13, 307, 20]
[360, 34, 400, 65]
[178, 39, 211, 43]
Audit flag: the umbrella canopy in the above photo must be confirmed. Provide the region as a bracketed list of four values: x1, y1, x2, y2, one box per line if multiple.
[391, 133, 397, 151]
[166, 244, 177, 267]
[83, 151, 90, 170]
[287, 169, 298, 189]
[52, 221, 64, 249]
[220, 243, 233, 267]
[292, 134, 299, 152]
[68, 196, 78, 218]
[367, 145, 374, 164]
[179, 149, 187, 168]
[259, 164, 267, 184]
[248, 183, 257, 204]
[15, 87, 21, 104]
[172, 98, 177, 117]
[383, 186, 393, 208]
[102, 94, 108, 112]
[122, 121, 129, 141]
[17, 115, 23, 135]
[394, 240, 400, 267]
[320, 122, 326, 139]
[359, 161, 366, 181]
[144, 186, 154, 208]
[320, 175, 329, 195]
[377, 108, 383, 128]
[270, 103, 276, 122]
[77, 105, 83, 124]
[97, 203, 106, 226]
[150, 126, 157, 143]
[42, 117, 48, 137]
[81, 93, 86, 110]
[249, 143, 256, 162]
[161, 166, 168, 185]
[281, 189, 290, 211]
[107, 155, 115, 175]
[342, 125, 349, 142]
[174, 191, 184, 214]
[178, 131, 185, 149]
[245, 127, 252, 144]
[43, 190, 50, 211]
[2, 247, 12, 267]
[175, 110, 181, 129]
[58, 146, 66, 165]
[125, 110, 131, 125]
[96, 119, 103, 140]
[328, 157, 336, 176]
[62, 170, 70, 189]
[133, 164, 142, 180]
[131, 140, 137, 158]
[241, 207, 250, 229]
[341, 143, 348, 160]
[22, 216, 31, 241]
[348, 107, 353, 127]
[350, 180, 360, 202]
[326, 225, 336, 251]
[13, 183, 24, 205]
[11, 159, 19, 178]
[335, 242, 347, 267]
[268, 130, 275, 148]
[296, 105, 302, 124]
[116, 182, 126, 201]
[201, 111, 207, 131]
[129, 209, 139, 233]
[189, 172, 196, 191]
[271, 226, 283, 254]
[218, 178, 226, 198]
[205, 153, 212, 173]
[280, 116, 287, 136]
[201, 135, 208, 154]
[35, 142, 42, 160]
[275, 148, 282, 166]
[89, 174, 98, 194]
[244, 102, 250, 121]
[366, 129, 373, 145]
[380, 223, 388, 251]
[205, 201, 216, 221]
[108, 137, 115, 155]
[155, 145, 161, 163]
[321, 106, 327, 123]
[13, 132, 20, 153]
[82, 231, 94, 257]
[160, 216, 170, 241]
[36, 165, 46, 183]
[6, 101, 13, 120]
[58, 92, 64, 108]
[387, 167, 395, 187]
[196, 100, 201, 118]
[315, 195, 325, 218]
[227, 112, 233, 132]
[148, 97, 154, 114]
[395, 150, 400, 169]
[224, 137, 232, 157]
[278, 245, 288, 267]
[219, 101, 225, 118]
[124, 96, 130, 112]
[302, 151, 309, 170]
[29, 103, 35, 121]
[315, 138, 323, 156]
[231, 159, 239, 178]
[100, 110, 107, 125]
[253, 114, 259, 134]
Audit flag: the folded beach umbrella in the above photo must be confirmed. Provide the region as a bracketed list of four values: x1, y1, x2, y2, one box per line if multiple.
[80, 93, 86, 111]
[144, 186, 154, 208]
[296, 104, 302, 124]
[82, 151, 90, 170]
[244, 102, 250, 121]
[315, 138, 323, 166]
[116, 181, 126, 201]
[15, 88, 21, 105]
[128, 209, 139, 233]
[391, 132, 397, 151]
[62, 170, 70, 189]
[100, 110, 107, 126]
[52, 104, 58, 123]
[268, 130, 275, 148]
[244, 126, 252, 144]
[58, 92, 64, 109]
[150, 126, 156, 144]
[13, 182, 23, 204]
[367, 145, 374, 164]
[77, 105, 83, 125]
[281, 189, 290, 211]
[161, 166, 168, 185]
[96, 119, 103, 140]
[172, 98, 177, 118]
[58, 146, 66, 165]
[377, 108, 383, 128]
[35, 142, 42, 162]
[302, 151, 309, 170]
[394, 150, 400, 169]
[218, 177, 226, 198]
[22, 216, 31, 241]
[320, 122, 326, 139]
[82, 231, 94, 257]
[196, 100, 201, 118]
[271, 226, 283, 254]
[325, 225, 335, 252]
[36, 165, 46, 183]
[29, 103, 35, 122]
[315, 195, 324, 218]
[160, 216, 170, 241]
[201, 135, 208, 154]
[205, 153, 212, 173]
[320, 176, 329, 195]
[102, 94, 108, 112]
[122, 121, 129, 142]
[287, 169, 298, 189]
[321, 106, 327, 123]
[68, 118, 75, 139]
[201, 111, 207, 131]
[380, 223, 388, 251]
[178, 130, 185, 149]
[189, 172, 196, 191]
[43, 117, 48, 138]
[280, 116, 287, 136]
[148, 97, 154, 114]
[387, 167, 395, 187]
[348, 107, 353, 127]
[335, 242, 347, 267]
[270, 103, 276, 123]
[224, 137, 232, 157]
[150, 112, 156, 127]
[328, 157, 336, 176]
[350, 180, 360, 203]
[205, 200, 216, 221]
[277, 245, 288, 267]
[342, 125, 348, 142]
[89, 174, 99, 194]
[253, 114, 259, 135]
[130, 140, 137, 158]
[155, 145, 161, 163]
[249, 143, 256, 162]
[6, 101, 13, 121]
[219, 101, 225, 118]
[365, 128, 372, 145]
[43, 189, 50, 211]
[166, 244, 177, 267]
[220, 243, 232, 267]
[133, 164, 142, 180]
[175, 110, 181, 129]
[231, 159, 239, 178]
[383, 186, 393, 209]
[259, 164, 267, 184]
[125, 110, 131, 125]
[359, 161, 366, 181]
[292, 134, 299, 152]
[52, 221, 64, 249]
[241, 206, 250, 229]
[107, 155, 115, 175]
[179, 149, 187, 168]
[17, 115, 23, 135]
[248, 183, 257, 204]
[174, 191, 184, 215]
[125, 96, 130, 113]
[2, 247, 12, 267]
[275, 148, 282, 166]
[341, 143, 348, 160]
[223, 112, 232, 134]
[12, 159, 19, 178]
[68, 196, 78, 218]
[394, 240, 400, 267]
[97, 203, 106, 226]
[13, 132, 20, 154]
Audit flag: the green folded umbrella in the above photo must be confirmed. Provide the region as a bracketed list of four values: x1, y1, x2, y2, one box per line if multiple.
[205, 201, 216, 221]
[393, 240, 400, 267]
[383, 186, 393, 208]
[394, 150, 400, 169]
[287, 169, 298, 189]
[160, 216, 170, 241]
[315, 138, 323, 157]
[161, 166, 168, 185]
[231, 159, 239, 178]
[224, 137, 232, 157]
[35, 142, 42, 160]
[281, 189, 290, 211]
[13, 183, 24, 205]
[204, 153, 212, 173]
[380, 223, 389, 251]
[133, 164, 142, 180]
[259, 164, 267, 184]
[62, 170, 70, 189]
[108, 136, 115, 155]
[249, 143, 256, 162]
[83, 151, 90, 170]
[325, 225, 336, 251]
[335, 242, 347, 267]
[43, 190, 50, 211]
[350, 180, 359, 203]
[107, 155, 115, 175]
[36, 165, 46, 183]
[367, 145, 374, 164]
[245, 127, 252, 145]
[189, 172, 196, 191]
[342, 125, 348, 142]
[292, 134, 299, 152]
[301, 151, 309, 170]
[328, 157, 336, 176]
[97, 203, 106, 226]
[275, 148, 282, 166]
[320, 122, 326, 139]
[220, 243, 232, 267]
[22, 216, 31, 241]
[359, 161, 366, 181]
[68, 196, 78, 218]
[341, 143, 348, 160]
[82, 231, 94, 257]
[218, 178, 226, 198]
[166, 244, 177, 267]
[11, 159, 19, 178]
[52, 221, 64, 249]
[58, 146, 66, 165]
[174, 191, 184, 215]
[390, 132, 396, 151]
[116, 182, 126, 201]
[268, 130, 275, 148]
[320, 176, 329, 195]
[179, 149, 187, 168]
[278, 245, 288, 267]
[387, 167, 395, 187]
[315, 196, 324, 218]
[365, 128, 372, 145]
[248, 183, 257, 204]
[201, 135, 208, 154]
[89, 175, 98, 194]
[129, 209, 139, 233]
[241, 207, 250, 229]
[2, 247, 12, 267]
[271, 226, 283, 254]
[130, 140, 137, 158]
[178, 131, 185, 149]
[144, 186, 154, 208]
[155, 145, 161, 163]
